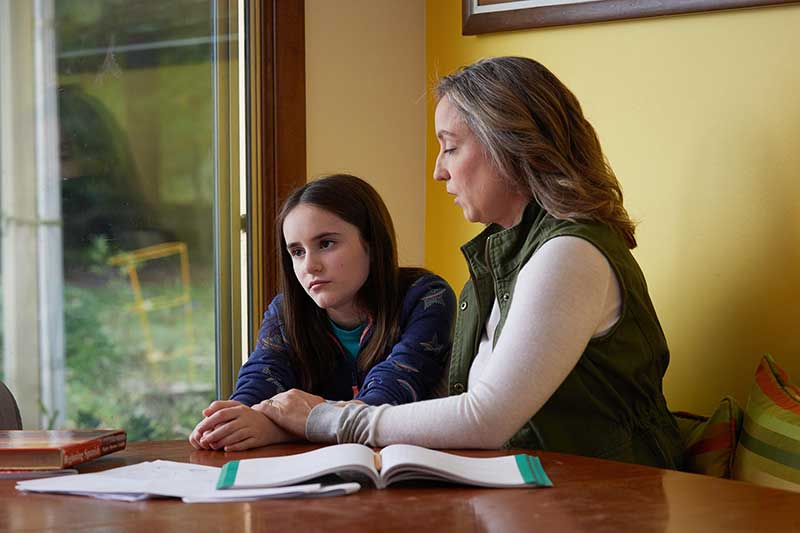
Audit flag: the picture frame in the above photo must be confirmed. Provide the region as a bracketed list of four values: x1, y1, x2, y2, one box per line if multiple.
[462, 0, 798, 35]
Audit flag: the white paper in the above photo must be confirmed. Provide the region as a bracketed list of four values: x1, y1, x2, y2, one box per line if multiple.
[181, 482, 361, 503]
[16, 460, 360, 502]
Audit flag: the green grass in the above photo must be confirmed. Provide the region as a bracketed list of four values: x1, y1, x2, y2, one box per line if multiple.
[0, 263, 216, 441]
[63, 270, 216, 440]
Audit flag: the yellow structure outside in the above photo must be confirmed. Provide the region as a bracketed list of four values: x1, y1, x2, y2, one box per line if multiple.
[108, 241, 195, 370]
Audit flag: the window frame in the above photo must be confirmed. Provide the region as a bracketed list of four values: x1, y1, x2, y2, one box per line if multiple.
[240, 0, 306, 390]
[0, 0, 306, 420]
[217, 0, 306, 398]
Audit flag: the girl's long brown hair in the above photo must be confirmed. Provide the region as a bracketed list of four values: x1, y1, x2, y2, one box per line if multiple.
[437, 56, 637, 248]
[276, 174, 427, 390]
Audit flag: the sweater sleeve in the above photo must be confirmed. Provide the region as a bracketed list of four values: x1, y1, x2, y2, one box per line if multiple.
[230, 295, 299, 406]
[355, 274, 456, 405]
[307, 236, 620, 448]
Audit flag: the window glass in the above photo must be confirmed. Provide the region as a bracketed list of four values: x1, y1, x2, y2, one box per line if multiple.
[57, 0, 227, 439]
[0, 0, 240, 439]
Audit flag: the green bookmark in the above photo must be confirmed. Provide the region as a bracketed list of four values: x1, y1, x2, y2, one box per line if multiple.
[514, 454, 553, 487]
[217, 460, 240, 490]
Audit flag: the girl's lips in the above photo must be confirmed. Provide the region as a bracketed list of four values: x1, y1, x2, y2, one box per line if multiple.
[309, 280, 329, 291]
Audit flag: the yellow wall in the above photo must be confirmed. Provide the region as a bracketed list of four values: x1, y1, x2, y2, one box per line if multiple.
[425, 1, 800, 413]
[305, 0, 426, 266]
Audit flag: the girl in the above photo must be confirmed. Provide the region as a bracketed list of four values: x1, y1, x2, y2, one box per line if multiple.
[190, 174, 455, 451]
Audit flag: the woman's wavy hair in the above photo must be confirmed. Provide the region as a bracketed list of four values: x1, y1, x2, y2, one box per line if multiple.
[436, 56, 637, 248]
[276, 174, 426, 390]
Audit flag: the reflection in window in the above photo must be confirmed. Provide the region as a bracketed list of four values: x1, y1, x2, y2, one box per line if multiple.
[55, 0, 224, 439]
[0, 0, 239, 439]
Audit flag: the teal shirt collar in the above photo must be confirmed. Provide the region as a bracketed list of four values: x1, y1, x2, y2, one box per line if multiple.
[328, 319, 366, 360]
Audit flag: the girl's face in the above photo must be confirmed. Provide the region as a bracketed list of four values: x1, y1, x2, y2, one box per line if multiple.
[283, 203, 371, 328]
[433, 97, 528, 228]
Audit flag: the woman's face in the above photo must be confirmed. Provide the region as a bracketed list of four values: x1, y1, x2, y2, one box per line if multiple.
[433, 97, 527, 228]
[283, 203, 371, 327]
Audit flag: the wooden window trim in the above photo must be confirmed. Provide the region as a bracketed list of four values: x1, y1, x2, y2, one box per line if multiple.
[245, 0, 306, 361]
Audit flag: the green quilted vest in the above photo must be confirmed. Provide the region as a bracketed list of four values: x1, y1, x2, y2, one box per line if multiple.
[448, 202, 683, 469]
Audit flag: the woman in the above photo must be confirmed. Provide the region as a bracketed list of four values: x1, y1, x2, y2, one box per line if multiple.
[256, 57, 684, 468]
[190, 174, 455, 451]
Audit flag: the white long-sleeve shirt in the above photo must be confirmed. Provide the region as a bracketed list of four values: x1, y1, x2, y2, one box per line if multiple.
[306, 236, 621, 448]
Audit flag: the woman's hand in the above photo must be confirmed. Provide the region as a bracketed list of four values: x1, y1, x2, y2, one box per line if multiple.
[189, 400, 294, 451]
[254, 389, 326, 438]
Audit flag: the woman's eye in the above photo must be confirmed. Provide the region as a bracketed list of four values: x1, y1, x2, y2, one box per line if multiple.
[443, 147, 456, 154]
[289, 248, 304, 258]
[320, 240, 335, 249]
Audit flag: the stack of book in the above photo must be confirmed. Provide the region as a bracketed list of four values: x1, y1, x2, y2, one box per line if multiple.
[0, 429, 126, 479]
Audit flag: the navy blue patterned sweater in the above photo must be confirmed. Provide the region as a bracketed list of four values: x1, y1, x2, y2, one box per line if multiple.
[230, 273, 456, 406]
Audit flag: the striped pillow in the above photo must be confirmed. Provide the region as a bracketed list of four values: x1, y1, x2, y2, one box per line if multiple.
[733, 354, 800, 492]
[674, 396, 742, 478]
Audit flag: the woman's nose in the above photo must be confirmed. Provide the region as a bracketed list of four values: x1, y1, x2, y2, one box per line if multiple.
[433, 158, 448, 181]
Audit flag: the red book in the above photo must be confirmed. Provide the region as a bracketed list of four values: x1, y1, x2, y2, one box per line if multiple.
[0, 429, 126, 470]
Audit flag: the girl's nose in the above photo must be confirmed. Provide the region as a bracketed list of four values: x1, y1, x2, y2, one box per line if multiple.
[306, 254, 323, 273]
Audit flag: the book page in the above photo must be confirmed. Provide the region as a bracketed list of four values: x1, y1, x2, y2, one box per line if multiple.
[16, 460, 220, 498]
[219, 444, 379, 489]
[379, 445, 548, 488]
[182, 482, 361, 503]
[17, 460, 358, 501]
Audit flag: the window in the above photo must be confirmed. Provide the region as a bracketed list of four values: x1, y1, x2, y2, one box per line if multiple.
[0, 0, 305, 439]
[0, 0, 242, 439]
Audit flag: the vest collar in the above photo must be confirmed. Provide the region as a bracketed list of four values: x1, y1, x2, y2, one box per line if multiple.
[460, 201, 547, 279]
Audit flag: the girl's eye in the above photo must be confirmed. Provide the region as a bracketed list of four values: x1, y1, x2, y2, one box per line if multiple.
[320, 240, 335, 249]
[289, 248, 304, 258]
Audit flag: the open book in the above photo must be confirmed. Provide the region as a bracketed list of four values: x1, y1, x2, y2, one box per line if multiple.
[217, 444, 552, 490]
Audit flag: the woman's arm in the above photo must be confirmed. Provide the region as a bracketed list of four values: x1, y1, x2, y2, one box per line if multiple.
[356, 274, 456, 405]
[302, 236, 622, 448]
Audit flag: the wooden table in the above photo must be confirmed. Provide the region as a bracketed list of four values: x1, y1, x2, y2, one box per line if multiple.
[1, 440, 799, 532]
